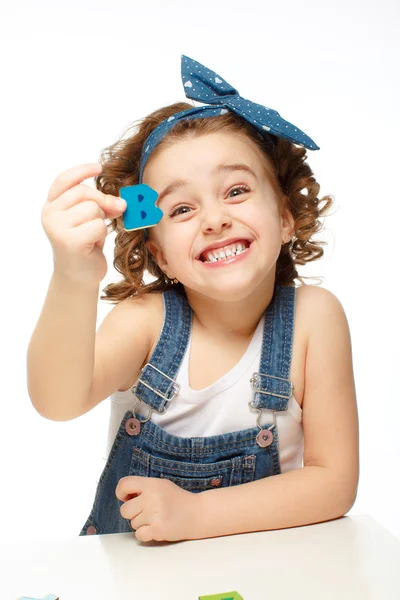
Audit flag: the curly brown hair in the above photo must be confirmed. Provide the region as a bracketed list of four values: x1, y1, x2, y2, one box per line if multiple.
[94, 102, 334, 304]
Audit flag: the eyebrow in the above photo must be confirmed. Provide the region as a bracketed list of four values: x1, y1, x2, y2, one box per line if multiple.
[156, 163, 258, 205]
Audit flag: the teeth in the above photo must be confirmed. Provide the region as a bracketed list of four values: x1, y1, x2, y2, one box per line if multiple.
[203, 241, 249, 263]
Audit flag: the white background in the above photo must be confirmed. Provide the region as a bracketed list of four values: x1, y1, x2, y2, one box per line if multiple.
[1, 0, 399, 543]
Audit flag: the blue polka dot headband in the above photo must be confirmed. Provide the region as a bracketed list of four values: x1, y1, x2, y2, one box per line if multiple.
[138, 54, 320, 183]
[120, 55, 320, 238]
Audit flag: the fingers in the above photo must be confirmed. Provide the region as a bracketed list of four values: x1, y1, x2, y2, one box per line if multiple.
[116, 476, 142, 502]
[135, 526, 153, 543]
[119, 493, 145, 524]
[120, 497, 151, 536]
[53, 183, 126, 217]
[68, 219, 109, 252]
[45, 164, 126, 220]
[46, 163, 102, 204]
[66, 199, 107, 227]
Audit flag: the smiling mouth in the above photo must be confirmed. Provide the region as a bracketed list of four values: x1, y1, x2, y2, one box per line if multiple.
[199, 240, 251, 263]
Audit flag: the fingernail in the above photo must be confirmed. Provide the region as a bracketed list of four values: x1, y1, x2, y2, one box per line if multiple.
[115, 199, 127, 210]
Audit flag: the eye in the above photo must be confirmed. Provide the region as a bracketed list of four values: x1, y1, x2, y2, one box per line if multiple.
[169, 204, 192, 218]
[227, 185, 250, 198]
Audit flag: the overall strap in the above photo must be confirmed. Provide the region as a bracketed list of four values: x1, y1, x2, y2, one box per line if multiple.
[133, 287, 192, 412]
[251, 284, 296, 411]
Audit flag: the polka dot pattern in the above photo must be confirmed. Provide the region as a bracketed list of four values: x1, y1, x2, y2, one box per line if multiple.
[138, 55, 320, 182]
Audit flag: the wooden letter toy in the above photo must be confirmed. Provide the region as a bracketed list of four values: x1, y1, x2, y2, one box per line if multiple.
[120, 183, 163, 231]
[199, 592, 243, 600]
[18, 595, 59, 600]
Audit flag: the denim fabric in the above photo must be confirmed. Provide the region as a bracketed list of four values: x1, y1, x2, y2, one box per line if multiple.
[80, 283, 296, 535]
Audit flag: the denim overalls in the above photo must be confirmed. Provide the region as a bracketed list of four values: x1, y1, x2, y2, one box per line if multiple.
[80, 282, 296, 535]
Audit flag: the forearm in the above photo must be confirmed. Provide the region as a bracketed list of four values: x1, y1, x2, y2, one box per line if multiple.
[194, 466, 357, 539]
[27, 270, 99, 421]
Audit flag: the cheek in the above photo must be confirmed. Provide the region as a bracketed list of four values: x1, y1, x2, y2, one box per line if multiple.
[235, 201, 277, 228]
[157, 228, 192, 265]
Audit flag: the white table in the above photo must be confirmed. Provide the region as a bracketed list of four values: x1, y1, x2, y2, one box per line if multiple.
[3, 515, 400, 600]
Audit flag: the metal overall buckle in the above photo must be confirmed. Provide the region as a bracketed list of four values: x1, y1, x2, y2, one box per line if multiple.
[125, 364, 181, 436]
[249, 372, 294, 448]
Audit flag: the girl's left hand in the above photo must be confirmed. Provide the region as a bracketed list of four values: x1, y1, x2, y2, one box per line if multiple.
[116, 476, 200, 542]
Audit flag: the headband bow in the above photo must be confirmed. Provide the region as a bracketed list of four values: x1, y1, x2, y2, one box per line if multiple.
[138, 55, 319, 182]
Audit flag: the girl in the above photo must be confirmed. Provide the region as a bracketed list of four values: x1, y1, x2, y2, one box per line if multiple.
[27, 56, 359, 542]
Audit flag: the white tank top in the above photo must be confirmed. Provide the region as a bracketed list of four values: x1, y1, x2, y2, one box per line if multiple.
[107, 315, 304, 473]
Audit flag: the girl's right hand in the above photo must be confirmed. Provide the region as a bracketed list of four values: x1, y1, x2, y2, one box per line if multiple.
[42, 163, 127, 288]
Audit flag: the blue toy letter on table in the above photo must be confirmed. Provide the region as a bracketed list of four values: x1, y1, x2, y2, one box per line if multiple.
[120, 184, 163, 232]
[18, 594, 59, 600]
[199, 592, 243, 600]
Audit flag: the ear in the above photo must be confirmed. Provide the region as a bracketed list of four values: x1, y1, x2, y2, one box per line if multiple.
[145, 238, 173, 278]
[280, 205, 295, 244]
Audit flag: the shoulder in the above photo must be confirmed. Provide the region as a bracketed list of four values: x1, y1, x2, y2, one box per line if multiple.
[100, 291, 165, 366]
[295, 284, 350, 342]
[122, 292, 164, 358]
[110, 290, 164, 342]
[97, 291, 165, 394]
[295, 282, 343, 306]
[116, 289, 164, 315]
[296, 284, 359, 506]
[105, 290, 163, 325]
[296, 285, 356, 423]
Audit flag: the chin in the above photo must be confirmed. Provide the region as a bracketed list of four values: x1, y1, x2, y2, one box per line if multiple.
[194, 279, 264, 302]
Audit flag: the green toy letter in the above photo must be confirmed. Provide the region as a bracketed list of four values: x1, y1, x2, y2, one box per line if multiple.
[199, 592, 243, 600]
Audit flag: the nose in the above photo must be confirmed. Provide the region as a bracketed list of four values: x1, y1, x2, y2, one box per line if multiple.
[201, 201, 232, 234]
